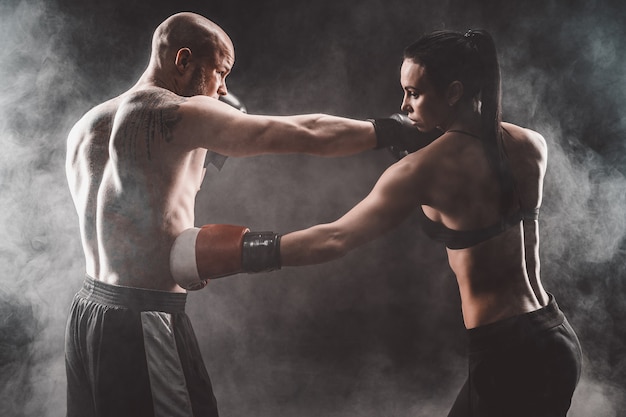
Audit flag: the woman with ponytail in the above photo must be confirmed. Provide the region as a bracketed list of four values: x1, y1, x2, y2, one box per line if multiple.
[197, 29, 582, 416]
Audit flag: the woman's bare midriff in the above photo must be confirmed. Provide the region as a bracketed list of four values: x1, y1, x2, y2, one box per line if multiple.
[447, 225, 544, 329]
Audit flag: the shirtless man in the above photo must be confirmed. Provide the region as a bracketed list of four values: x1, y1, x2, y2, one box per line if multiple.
[64, 11, 421, 417]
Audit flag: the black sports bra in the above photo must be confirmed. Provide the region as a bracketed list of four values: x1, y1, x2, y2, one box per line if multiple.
[419, 206, 539, 250]
[419, 129, 539, 250]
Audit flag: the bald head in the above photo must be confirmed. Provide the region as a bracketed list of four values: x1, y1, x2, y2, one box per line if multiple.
[150, 12, 234, 70]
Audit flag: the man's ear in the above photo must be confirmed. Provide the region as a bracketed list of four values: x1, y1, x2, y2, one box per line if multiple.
[446, 81, 464, 107]
[175, 48, 193, 74]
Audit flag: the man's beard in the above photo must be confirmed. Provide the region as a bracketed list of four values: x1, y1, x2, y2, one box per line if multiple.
[183, 66, 209, 97]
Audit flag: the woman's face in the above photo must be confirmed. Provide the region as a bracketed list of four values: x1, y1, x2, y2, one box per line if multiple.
[400, 59, 451, 132]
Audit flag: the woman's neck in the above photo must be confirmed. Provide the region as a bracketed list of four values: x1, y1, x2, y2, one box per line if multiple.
[439, 101, 482, 134]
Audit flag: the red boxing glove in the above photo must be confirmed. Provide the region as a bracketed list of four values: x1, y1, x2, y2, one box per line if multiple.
[170, 224, 249, 290]
[170, 224, 282, 290]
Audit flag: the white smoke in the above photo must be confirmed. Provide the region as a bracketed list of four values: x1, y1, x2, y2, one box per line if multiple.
[1, 0, 625, 416]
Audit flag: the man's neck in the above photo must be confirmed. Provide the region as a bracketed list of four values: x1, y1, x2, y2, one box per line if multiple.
[134, 68, 180, 95]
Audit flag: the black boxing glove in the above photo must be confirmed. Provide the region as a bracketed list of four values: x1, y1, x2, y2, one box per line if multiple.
[369, 113, 441, 160]
[170, 224, 281, 290]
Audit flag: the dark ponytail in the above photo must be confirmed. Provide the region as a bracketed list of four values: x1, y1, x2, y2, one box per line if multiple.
[464, 29, 503, 168]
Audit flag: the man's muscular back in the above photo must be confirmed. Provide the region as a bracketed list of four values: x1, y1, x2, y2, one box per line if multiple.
[66, 87, 206, 291]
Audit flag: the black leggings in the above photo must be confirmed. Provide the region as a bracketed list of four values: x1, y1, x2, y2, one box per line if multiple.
[448, 295, 582, 417]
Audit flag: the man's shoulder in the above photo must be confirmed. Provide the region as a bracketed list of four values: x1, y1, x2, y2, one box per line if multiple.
[74, 96, 122, 128]
[123, 87, 187, 109]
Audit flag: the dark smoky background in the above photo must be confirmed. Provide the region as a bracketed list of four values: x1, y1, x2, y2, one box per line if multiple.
[1, 0, 625, 415]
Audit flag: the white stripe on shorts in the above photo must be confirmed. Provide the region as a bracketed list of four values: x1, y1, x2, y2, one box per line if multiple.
[141, 311, 193, 417]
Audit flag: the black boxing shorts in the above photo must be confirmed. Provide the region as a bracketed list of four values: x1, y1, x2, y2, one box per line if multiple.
[65, 276, 219, 417]
[447, 294, 582, 417]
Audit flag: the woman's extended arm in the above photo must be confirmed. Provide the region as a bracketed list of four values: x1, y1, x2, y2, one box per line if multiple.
[280, 154, 429, 266]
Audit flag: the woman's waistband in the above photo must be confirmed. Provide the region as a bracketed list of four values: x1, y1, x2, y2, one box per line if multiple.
[467, 293, 565, 353]
[78, 275, 187, 313]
